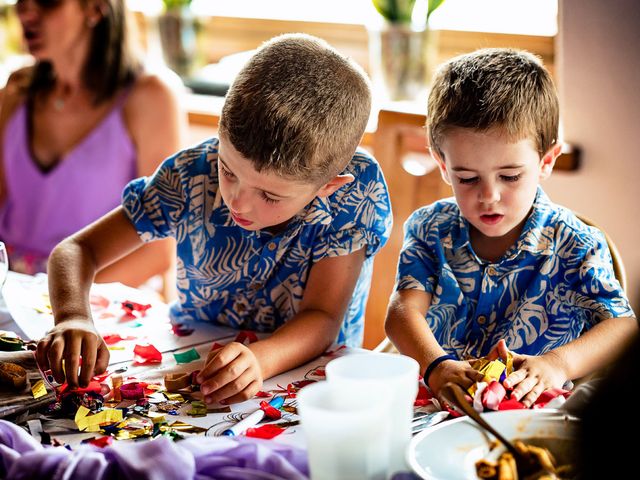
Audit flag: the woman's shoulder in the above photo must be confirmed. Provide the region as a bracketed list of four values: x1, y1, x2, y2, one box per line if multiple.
[0, 66, 33, 120]
[124, 72, 182, 113]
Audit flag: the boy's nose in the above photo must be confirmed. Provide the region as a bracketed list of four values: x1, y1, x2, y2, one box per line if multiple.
[228, 187, 251, 214]
[478, 183, 500, 205]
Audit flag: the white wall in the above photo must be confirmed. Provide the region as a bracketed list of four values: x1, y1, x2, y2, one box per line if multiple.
[545, 0, 640, 311]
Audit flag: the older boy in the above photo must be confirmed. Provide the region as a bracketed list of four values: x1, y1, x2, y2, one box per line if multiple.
[385, 48, 636, 406]
[37, 34, 392, 404]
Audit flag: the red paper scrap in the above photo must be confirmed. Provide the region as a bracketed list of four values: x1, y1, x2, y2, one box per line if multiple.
[171, 323, 194, 337]
[133, 344, 162, 364]
[102, 333, 136, 345]
[245, 424, 285, 439]
[414, 384, 432, 407]
[255, 391, 272, 398]
[121, 300, 152, 318]
[88, 436, 113, 448]
[482, 381, 507, 411]
[234, 331, 258, 344]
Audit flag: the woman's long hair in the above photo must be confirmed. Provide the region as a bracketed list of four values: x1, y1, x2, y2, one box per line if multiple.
[28, 0, 142, 105]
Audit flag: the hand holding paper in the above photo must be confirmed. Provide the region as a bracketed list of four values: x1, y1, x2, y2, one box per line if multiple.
[197, 341, 263, 405]
[35, 317, 109, 388]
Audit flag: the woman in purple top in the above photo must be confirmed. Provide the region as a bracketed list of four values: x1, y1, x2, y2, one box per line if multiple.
[0, 0, 184, 286]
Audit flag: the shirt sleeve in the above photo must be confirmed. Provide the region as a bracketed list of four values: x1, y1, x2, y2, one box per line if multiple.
[122, 150, 190, 241]
[567, 227, 636, 327]
[395, 207, 439, 293]
[311, 152, 392, 262]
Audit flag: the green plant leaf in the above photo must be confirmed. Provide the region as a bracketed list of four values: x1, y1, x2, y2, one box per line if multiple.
[372, 0, 416, 23]
[427, 0, 446, 20]
[162, 0, 192, 11]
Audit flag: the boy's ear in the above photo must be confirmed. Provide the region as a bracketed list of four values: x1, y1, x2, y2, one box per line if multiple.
[316, 174, 355, 197]
[431, 149, 452, 186]
[539, 143, 562, 179]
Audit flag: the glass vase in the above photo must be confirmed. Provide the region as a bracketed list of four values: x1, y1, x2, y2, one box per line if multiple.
[368, 22, 438, 102]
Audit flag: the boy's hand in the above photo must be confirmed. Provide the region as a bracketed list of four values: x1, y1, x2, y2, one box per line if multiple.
[429, 359, 485, 397]
[197, 342, 263, 405]
[503, 352, 568, 407]
[35, 318, 109, 388]
[488, 339, 568, 407]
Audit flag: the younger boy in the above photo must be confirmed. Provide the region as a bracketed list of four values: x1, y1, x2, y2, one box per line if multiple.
[36, 34, 392, 404]
[385, 48, 636, 406]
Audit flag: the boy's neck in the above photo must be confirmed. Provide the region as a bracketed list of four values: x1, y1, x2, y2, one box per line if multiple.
[469, 219, 526, 264]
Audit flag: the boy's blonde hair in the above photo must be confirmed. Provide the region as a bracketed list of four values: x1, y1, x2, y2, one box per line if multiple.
[219, 34, 372, 184]
[428, 48, 559, 158]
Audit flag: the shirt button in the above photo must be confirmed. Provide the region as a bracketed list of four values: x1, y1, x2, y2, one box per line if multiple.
[477, 315, 486, 325]
[267, 242, 277, 251]
[486, 266, 497, 276]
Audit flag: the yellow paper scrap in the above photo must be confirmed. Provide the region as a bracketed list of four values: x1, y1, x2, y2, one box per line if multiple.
[164, 393, 184, 402]
[31, 379, 48, 399]
[75, 406, 123, 432]
[147, 411, 167, 424]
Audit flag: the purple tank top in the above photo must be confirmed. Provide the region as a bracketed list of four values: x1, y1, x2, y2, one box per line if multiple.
[0, 93, 137, 274]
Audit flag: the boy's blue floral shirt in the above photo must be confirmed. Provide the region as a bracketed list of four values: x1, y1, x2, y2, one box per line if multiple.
[123, 137, 392, 347]
[396, 188, 635, 358]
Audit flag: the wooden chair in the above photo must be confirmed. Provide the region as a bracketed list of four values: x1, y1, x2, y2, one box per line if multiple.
[373, 212, 628, 354]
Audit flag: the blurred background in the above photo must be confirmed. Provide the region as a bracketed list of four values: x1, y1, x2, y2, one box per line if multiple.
[1, 0, 638, 349]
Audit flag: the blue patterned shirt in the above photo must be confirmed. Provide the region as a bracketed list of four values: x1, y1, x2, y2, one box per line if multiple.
[123, 137, 392, 347]
[396, 188, 635, 358]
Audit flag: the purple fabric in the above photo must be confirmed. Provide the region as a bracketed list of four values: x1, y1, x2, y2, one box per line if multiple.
[0, 420, 309, 480]
[0, 97, 137, 273]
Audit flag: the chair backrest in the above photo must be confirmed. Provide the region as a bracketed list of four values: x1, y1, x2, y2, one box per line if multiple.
[374, 212, 628, 354]
[574, 212, 627, 293]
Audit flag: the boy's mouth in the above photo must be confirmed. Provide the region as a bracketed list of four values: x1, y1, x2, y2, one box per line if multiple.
[479, 213, 504, 225]
[230, 211, 253, 227]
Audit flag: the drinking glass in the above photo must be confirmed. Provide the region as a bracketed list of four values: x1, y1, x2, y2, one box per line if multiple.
[0, 241, 8, 290]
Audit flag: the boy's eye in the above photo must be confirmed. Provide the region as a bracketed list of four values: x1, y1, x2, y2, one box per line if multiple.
[261, 192, 280, 204]
[220, 165, 235, 179]
[501, 174, 521, 182]
[458, 177, 479, 185]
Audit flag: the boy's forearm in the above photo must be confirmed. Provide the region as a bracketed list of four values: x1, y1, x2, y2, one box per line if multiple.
[48, 239, 97, 324]
[386, 301, 447, 374]
[548, 316, 638, 380]
[249, 309, 341, 380]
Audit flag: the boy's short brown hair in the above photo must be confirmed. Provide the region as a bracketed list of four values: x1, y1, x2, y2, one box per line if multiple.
[219, 34, 371, 185]
[428, 48, 559, 158]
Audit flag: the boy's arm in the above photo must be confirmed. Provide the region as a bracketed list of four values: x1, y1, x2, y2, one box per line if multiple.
[197, 248, 366, 404]
[36, 207, 145, 387]
[504, 316, 638, 406]
[386, 289, 484, 395]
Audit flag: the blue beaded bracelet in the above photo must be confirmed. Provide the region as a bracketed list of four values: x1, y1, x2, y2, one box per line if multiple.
[424, 354, 458, 389]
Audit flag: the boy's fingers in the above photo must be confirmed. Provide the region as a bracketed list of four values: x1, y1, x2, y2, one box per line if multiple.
[521, 382, 545, 407]
[47, 339, 66, 384]
[504, 369, 527, 389]
[36, 339, 51, 372]
[511, 376, 538, 401]
[198, 344, 242, 382]
[63, 336, 83, 388]
[79, 341, 97, 387]
[95, 344, 110, 375]
[204, 368, 253, 404]
[220, 380, 261, 405]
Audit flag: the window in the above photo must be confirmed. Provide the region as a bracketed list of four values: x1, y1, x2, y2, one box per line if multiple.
[128, 0, 557, 36]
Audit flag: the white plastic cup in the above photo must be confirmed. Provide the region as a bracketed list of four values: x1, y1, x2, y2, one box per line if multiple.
[297, 380, 392, 480]
[325, 353, 419, 475]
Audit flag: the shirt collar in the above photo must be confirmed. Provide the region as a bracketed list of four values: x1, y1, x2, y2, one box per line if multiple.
[446, 187, 555, 261]
[512, 187, 555, 257]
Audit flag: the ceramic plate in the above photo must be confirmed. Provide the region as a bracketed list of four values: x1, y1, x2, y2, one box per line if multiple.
[407, 409, 579, 480]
